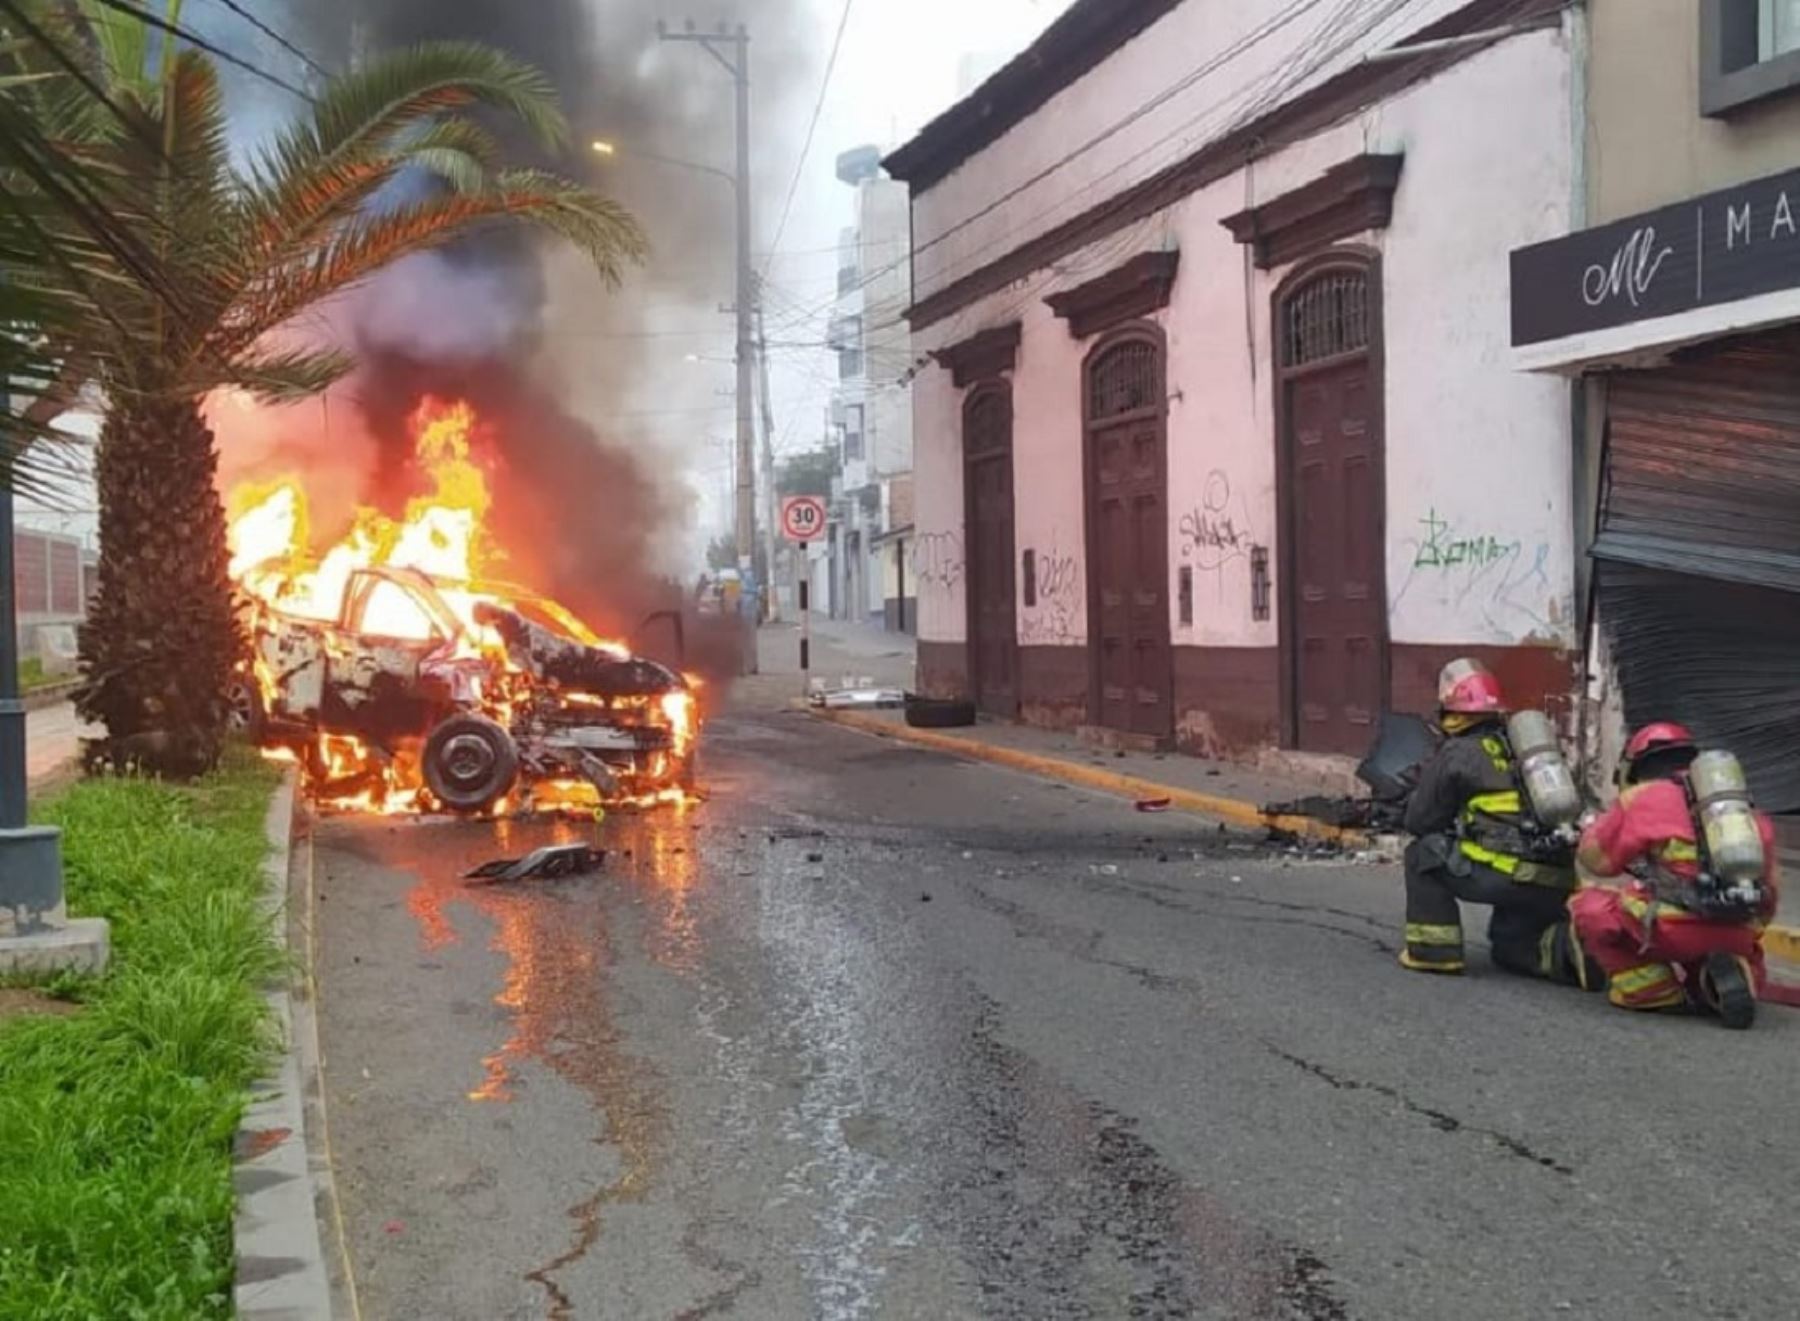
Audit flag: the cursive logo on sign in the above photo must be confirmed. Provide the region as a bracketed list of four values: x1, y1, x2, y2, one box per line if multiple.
[1581, 226, 1673, 309]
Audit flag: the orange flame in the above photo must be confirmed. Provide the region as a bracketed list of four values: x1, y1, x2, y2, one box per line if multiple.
[225, 397, 699, 816]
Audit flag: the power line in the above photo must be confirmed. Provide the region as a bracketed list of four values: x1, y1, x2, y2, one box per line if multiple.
[202, 0, 331, 80]
[761, 0, 1349, 339]
[763, 0, 853, 273]
[88, 0, 314, 101]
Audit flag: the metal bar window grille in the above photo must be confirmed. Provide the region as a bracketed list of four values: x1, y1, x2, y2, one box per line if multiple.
[1283, 271, 1369, 368]
[1088, 341, 1160, 419]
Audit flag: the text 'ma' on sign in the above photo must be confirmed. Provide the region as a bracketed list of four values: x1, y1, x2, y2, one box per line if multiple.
[1512, 164, 1800, 348]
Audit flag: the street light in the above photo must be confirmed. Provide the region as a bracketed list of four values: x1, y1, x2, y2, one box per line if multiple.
[590, 140, 736, 191]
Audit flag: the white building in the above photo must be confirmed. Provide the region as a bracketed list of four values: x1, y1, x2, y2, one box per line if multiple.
[886, 0, 1581, 760]
[827, 145, 916, 631]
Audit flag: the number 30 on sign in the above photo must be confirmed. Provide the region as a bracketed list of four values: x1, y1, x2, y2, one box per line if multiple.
[781, 496, 826, 543]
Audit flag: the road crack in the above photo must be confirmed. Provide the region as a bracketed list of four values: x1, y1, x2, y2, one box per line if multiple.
[1263, 1043, 1574, 1176]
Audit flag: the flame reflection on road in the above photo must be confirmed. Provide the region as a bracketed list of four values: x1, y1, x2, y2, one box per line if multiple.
[372, 808, 706, 1316]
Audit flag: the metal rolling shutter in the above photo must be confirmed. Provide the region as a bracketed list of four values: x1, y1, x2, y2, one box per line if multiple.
[1593, 328, 1800, 811]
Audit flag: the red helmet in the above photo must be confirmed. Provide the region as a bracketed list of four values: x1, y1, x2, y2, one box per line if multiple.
[1437, 658, 1506, 715]
[1621, 722, 1698, 785]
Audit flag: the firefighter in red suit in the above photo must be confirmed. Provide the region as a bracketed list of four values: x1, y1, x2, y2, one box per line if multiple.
[1571, 724, 1778, 1029]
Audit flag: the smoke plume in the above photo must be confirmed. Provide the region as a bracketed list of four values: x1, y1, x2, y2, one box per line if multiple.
[208, 0, 825, 674]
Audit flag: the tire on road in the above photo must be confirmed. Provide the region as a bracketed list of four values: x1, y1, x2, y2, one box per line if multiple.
[223, 673, 267, 743]
[423, 713, 521, 814]
[904, 695, 977, 729]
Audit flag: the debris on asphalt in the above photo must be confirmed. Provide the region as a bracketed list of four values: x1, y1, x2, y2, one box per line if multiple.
[1135, 797, 1173, 813]
[806, 851, 825, 863]
[811, 677, 905, 709]
[920, 893, 933, 903]
[465, 844, 606, 883]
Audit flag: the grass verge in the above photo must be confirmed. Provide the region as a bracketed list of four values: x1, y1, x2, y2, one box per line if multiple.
[0, 751, 282, 1321]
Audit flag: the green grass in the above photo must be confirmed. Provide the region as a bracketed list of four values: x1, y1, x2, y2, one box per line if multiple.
[17, 658, 74, 692]
[0, 752, 282, 1321]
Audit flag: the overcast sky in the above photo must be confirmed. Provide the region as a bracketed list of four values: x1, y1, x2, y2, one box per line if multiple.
[696, 0, 1067, 535]
[16, 0, 1067, 555]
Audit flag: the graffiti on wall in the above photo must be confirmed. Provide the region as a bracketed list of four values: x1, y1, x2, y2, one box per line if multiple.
[1178, 471, 1254, 573]
[1395, 508, 1562, 637]
[1020, 537, 1081, 646]
[911, 531, 965, 593]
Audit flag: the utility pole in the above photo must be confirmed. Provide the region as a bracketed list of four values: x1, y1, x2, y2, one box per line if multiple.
[657, 19, 756, 585]
[753, 278, 781, 623]
[0, 418, 104, 972]
[0, 466, 25, 831]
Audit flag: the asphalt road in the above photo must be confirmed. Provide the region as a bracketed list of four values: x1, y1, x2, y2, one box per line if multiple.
[312, 694, 1800, 1321]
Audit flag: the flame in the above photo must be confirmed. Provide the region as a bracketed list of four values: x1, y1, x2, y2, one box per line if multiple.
[225, 396, 700, 817]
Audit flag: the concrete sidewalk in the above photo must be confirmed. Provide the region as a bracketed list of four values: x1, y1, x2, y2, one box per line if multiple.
[809, 705, 1370, 846]
[25, 701, 94, 787]
[736, 617, 916, 710]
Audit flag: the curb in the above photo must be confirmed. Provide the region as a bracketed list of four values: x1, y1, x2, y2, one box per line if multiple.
[807, 706, 1365, 846]
[23, 680, 81, 712]
[1765, 925, 1800, 966]
[233, 771, 334, 1321]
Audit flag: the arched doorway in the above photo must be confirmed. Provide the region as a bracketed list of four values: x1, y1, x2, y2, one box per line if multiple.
[964, 383, 1018, 716]
[1275, 252, 1387, 756]
[1083, 326, 1173, 742]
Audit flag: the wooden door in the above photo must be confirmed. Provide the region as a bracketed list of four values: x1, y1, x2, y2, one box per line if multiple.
[964, 387, 1018, 716]
[1086, 333, 1173, 741]
[1279, 262, 1386, 756]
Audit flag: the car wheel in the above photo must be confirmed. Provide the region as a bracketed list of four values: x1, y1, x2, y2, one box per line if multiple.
[224, 675, 266, 742]
[904, 695, 977, 729]
[423, 714, 521, 814]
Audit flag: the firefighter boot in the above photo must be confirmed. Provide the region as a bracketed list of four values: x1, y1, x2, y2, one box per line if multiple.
[1698, 953, 1757, 1031]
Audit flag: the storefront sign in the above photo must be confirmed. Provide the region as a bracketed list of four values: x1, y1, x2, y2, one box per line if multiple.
[1512, 164, 1800, 347]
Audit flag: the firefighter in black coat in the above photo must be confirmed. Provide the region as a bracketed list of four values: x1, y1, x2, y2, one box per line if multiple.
[1400, 659, 1582, 979]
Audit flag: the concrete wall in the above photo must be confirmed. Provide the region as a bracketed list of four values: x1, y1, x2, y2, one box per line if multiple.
[908, 19, 1580, 736]
[1588, 0, 1800, 222]
[911, 0, 1478, 306]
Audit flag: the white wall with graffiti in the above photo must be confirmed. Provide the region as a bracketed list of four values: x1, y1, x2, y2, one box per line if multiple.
[908, 21, 1577, 667]
[911, 363, 967, 644]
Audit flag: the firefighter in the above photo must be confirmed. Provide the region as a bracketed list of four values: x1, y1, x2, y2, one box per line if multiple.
[1570, 724, 1778, 1029]
[1399, 659, 1580, 979]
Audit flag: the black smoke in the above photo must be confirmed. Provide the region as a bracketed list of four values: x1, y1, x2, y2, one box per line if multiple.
[211, 2, 825, 677]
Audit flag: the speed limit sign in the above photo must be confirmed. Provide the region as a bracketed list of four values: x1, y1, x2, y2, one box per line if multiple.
[781, 495, 827, 543]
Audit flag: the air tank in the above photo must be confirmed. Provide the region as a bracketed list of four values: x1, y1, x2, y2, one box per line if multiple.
[1690, 750, 1766, 887]
[1506, 710, 1582, 829]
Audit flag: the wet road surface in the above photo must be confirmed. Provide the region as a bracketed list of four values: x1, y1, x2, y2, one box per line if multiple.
[312, 702, 1800, 1320]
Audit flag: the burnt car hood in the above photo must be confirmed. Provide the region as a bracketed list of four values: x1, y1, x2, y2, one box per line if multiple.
[475, 602, 683, 695]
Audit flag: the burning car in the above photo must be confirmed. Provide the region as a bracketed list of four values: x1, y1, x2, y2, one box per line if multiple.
[233, 567, 695, 814]
[224, 396, 700, 815]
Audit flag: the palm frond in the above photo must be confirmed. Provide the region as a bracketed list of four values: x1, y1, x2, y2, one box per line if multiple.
[225, 169, 646, 345]
[207, 344, 355, 402]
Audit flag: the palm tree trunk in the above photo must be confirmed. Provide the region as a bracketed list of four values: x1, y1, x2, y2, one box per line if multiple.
[78, 394, 240, 777]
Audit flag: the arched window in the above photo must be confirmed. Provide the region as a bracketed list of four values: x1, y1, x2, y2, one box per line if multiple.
[963, 384, 1011, 456]
[1087, 337, 1162, 420]
[1280, 266, 1370, 368]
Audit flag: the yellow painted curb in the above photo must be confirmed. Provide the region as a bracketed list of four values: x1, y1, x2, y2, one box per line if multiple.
[1764, 924, 1800, 965]
[808, 706, 1364, 845]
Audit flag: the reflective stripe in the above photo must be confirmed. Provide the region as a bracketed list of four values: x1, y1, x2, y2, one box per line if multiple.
[1480, 736, 1511, 773]
[1459, 838, 1521, 876]
[1405, 923, 1465, 948]
[1659, 839, 1700, 865]
[1608, 962, 1684, 1010]
[1468, 790, 1523, 817]
[1619, 891, 1690, 924]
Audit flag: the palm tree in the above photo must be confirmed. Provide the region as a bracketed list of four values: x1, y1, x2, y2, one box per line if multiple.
[4, 2, 646, 775]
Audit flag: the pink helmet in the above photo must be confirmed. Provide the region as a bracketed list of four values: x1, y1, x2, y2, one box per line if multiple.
[1437, 658, 1506, 715]
[1620, 722, 1698, 786]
